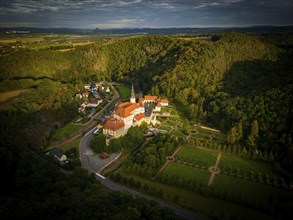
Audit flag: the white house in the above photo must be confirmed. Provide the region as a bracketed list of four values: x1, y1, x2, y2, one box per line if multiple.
[52, 149, 67, 162]
[155, 103, 161, 112]
[84, 84, 90, 90]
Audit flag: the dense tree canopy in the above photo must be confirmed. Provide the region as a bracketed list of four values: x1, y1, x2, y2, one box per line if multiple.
[1, 33, 293, 219]
[2, 34, 291, 163]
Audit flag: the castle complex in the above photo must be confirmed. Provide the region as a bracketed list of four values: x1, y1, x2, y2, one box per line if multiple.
[102, 84, 168, 139]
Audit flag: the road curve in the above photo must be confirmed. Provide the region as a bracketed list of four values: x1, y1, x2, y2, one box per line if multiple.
[79, 129, 206, 220]
[49, 84, 120, 149]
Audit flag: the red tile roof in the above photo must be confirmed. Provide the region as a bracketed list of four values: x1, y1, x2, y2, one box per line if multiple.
[144, 95, 158, 101]
[115, 102, 141, 118]
[134, 113, 145, 121]
[103, 118, 125, 131]
[160, 99, 169, 103]
[156, 103, 161, 107]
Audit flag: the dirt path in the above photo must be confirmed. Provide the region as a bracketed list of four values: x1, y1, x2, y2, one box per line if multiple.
[215, 152, 222, 167]
[155, 145, 183, 177]
[207, 152, 222, 186]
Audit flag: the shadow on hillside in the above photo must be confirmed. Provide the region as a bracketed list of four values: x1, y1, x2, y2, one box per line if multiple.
[126, 46, 180, 93]
[221, 52, 293, 96]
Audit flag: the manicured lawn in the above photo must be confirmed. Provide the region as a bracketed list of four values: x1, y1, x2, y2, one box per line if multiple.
[170, 108, 179, 115]
[118, 85, 131, 101]
[165, 119, 177, 127]
[171, 129, 186, 137]
[213, 132, 227, 143]
[197, 127, 213, 136]
[160, 107, 170, 113]
[116, 167, 274, 220]
[178, 146, 218, 166]
[218, 154, 274, 175]
[163, 163, 210, 185]
[193, 133, 211, 140]
[159, 124, 172, 131]
[52, 123, 83, 141]
[0, 89, 28, 102]
[212, 174, 283, 205]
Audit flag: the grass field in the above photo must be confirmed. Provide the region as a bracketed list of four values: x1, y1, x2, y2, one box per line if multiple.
[159, 124, 172, 131]
[213, 132, 227, 143]
[197, 127, 214, 135]
[163, 163, 210, 184]
[165, 119, 178, 127]
[178, 147, 218, 166]
[117, 85, 131, 101]
[0, 89, 27, 102]
[52, 123, 83, 141]
[60, 138, 81, 157]
[116, 167, 274, 220]
[218, 154, 273, 175]
[0, 37, 45, 43]
[212, 174, 283, 205]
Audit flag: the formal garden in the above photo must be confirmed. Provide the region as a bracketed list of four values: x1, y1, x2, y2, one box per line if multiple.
[106, 104, 289, 220]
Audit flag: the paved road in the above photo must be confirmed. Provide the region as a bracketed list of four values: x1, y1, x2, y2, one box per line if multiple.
[49, 84, 120, 149]
[79, 129, 206, 220]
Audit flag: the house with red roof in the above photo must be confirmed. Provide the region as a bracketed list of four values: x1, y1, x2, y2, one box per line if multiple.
[103, 118, 126, 138]
[143, 95, 158, 103]
[113, 102, 144, 129]
[160, 99, 169, 106]
[133, 113, 145, 126]
[155, 103, 161, 112]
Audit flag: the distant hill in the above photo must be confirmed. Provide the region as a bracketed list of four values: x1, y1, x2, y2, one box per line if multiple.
[1, 25, 293, 35]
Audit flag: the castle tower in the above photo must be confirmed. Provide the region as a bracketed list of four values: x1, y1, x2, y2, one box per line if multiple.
[130, 83, 136, 103]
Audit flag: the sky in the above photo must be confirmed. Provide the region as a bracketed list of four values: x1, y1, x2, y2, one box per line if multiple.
[0, 0, 292, 29]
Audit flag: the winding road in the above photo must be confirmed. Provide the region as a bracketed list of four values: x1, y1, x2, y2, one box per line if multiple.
[79, 129, 205, 220]
[79, 83, 205, 220]
[78, 83, 206, 220]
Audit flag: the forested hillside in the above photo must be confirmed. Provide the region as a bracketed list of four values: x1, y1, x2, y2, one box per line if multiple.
[1, 33, 293, 220]
[1, 33, 292, 174]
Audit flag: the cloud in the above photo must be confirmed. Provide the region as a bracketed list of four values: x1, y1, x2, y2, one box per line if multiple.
[0, 0, 292, 28]
[92, 17, 145, 28]
[0, 21, 39, 27]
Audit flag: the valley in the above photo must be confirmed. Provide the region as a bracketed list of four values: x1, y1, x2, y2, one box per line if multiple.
[1, 32, 293, 220]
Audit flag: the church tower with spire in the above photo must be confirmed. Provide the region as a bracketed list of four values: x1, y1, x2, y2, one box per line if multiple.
[130, 83, 136, 103]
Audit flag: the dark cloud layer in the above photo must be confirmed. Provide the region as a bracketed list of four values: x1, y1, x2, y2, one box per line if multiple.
[0, 0, 292, 28]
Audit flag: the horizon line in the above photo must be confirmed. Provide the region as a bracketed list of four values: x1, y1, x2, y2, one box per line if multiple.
[1, 24, 293, 30]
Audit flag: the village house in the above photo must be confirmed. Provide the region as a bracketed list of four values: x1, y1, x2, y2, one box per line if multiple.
[160, 99, 169, 106]
[52, 149, 67, 162]
[84, 84, 90, 90]
[82, 92, 89, 98]
[103, 118, 127, 138]
[155, 102, 161, 112]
